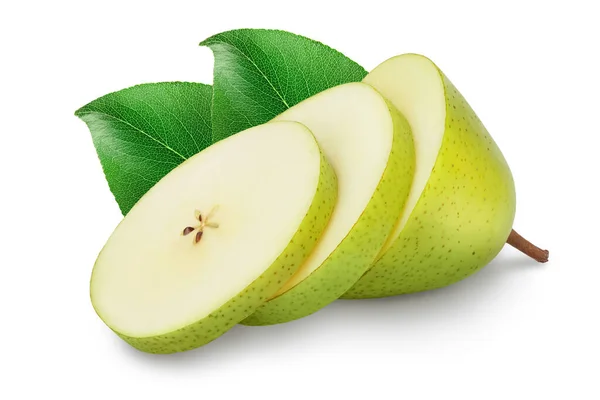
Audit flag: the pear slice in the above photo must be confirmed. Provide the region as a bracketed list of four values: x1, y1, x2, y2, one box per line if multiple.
[343, 54, 517, 299]
[90, 122, 337, 353]
[242, 83, 415, 325]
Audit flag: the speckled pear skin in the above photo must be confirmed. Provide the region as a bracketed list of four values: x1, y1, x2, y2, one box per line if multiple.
[112, 149, 338, 354]
[242, 105, 415, 325]
[343, 62, 516, 299]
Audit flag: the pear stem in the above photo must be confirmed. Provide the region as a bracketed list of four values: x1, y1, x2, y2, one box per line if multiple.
[506, 229, 549, 263]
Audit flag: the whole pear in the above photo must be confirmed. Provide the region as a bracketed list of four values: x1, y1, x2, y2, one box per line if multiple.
[344, 54, 546, 299]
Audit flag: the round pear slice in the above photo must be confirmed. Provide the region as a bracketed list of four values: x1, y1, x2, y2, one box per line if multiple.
[343, 54, 516, 299]
[90, 122, 337, 353]
[242, 83, 415, 325]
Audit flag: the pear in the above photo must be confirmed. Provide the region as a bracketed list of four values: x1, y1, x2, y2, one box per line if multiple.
[243, 83, 415, 325]
[90, 122, 337, 353]
[344, 54, 548, 299]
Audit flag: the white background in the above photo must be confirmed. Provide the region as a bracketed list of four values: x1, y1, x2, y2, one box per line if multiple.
[1, 1, 598, 399]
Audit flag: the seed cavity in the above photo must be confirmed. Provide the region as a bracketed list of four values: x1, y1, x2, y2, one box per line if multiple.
[182, 206, 220, 245]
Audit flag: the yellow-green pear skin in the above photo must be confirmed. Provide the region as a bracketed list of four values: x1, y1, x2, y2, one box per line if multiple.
[100, 145, 338, 354]
[343, 56, 516, 299]
[243, 106, 415, 325]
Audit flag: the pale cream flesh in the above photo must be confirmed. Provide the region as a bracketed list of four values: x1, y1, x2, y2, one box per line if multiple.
[363, 55, 446, 255]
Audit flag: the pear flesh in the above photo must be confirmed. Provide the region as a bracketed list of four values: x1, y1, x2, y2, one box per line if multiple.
[243, 83, 415, 325]
[344, 54, 516, 299]
[90, 122, 337, 353]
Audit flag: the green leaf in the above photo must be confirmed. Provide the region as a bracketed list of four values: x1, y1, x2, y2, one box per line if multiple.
[75, 82, 212, 215]
[200, 29, 367, 142]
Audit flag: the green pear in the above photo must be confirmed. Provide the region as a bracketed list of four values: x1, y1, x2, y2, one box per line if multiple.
[90, 122, 337, 353]
[344, 54, 547, 299]
[243, 83, 415, 325]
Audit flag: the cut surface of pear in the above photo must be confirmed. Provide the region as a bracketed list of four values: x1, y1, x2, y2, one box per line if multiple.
[90, 122, 337, 353]
[243, 83, 415, 325]
[343, 54, 516, 299]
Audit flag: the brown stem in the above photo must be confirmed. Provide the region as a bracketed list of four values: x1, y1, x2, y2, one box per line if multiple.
[506, 229, 549, 263]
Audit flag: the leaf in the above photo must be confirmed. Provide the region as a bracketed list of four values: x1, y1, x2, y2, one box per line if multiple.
[75, 82, 212, 215]
[200, 29, 367, 142]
